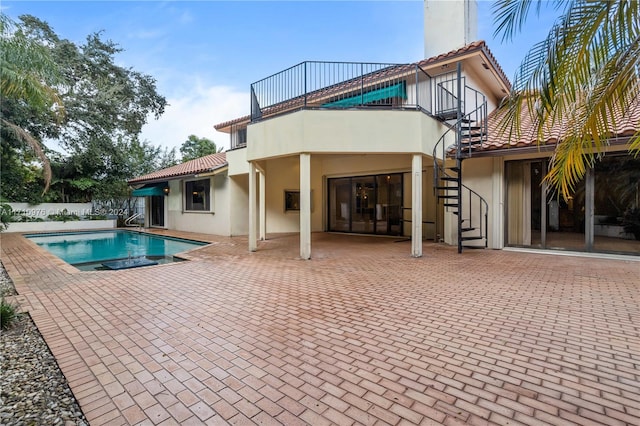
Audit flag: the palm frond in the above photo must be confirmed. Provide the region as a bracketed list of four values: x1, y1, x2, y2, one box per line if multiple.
[494, 0, 640, 199]
[1, 118, 52, 194]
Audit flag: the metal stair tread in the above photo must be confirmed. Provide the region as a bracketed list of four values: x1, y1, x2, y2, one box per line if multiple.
[461, 236, 484, 241]
[431, 77, 489, 254]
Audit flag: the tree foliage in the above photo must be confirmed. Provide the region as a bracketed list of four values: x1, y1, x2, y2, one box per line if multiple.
[0, 13, 63, 193]
[492, 0, 640, 198]
[51, 138, 177, 202]
[15, 15, 167, 152]
[1, 13, 172, 203]
[180, 134, 223, 162]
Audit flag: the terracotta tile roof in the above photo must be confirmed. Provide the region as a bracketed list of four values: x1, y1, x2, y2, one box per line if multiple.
[215, 116, 250, 131]
[128, 152, 227, 184]
[479, 97, 640, 152]
[214, 41, 510, 132]
[417, 40, 510, 89]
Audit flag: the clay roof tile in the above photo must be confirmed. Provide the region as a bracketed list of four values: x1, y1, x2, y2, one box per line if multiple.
[128, 152, 227, 184]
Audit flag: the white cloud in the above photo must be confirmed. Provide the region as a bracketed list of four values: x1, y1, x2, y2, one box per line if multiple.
[127, 29, 165, 40]
[140, 83, 247, 154]
[178, 10, 194, 25]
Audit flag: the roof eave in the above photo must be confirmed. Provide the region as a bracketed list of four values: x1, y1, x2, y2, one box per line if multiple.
[472, 135, 633, 158]
[214, 116, 250, 133]
[128, 162, 229, 185]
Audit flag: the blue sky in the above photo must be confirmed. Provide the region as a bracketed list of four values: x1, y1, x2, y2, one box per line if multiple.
[3, 1, 559, 153]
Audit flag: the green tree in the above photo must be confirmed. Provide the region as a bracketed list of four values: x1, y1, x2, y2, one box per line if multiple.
[0, 13, 64, 194]
[493, 0, 640, 197]
[1, 14, 168, 203]
[50, 138, 177, 203]
[179, 134, 223, 162]
[15, 15, 167, 156]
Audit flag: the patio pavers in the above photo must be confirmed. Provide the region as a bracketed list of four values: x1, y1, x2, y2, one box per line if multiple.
[1, 231, 639, 425]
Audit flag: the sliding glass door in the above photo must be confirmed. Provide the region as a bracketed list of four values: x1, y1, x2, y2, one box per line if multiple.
[328, 173, 403, 236]
[593, 156, 640, 252]
[505, 155, 640, 255]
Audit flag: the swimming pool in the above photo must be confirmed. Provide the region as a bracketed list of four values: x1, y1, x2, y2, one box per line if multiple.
[25, 230, 207, 270]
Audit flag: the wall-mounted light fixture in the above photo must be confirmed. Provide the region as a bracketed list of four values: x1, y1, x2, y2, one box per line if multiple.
[163, 187, 170, 195]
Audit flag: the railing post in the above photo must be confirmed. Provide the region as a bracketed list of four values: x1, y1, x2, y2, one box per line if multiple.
[456, 62, 463, 254]
[304, 62, 307, 108]
[415, 65, 419, 109]
[360, 63, 364, 106]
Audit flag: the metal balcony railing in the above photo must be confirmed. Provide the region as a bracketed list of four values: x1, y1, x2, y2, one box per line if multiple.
[250, 61, 440, 122]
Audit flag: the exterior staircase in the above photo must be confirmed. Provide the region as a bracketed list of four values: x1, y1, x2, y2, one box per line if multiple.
[432, 63, 489, 253]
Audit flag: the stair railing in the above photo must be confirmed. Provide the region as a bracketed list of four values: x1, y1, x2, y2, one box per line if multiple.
[125, 212, 143, 231]
[431, 68, 489, 252]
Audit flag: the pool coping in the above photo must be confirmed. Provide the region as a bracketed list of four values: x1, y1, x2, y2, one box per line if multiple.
[16, 228, 213, 273]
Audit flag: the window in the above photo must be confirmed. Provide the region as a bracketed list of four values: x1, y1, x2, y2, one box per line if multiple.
[185, 179, 211, 211]
[237, 128, 247, 146]
[284, 190, 300, 211]
[230, 126, 247, 149]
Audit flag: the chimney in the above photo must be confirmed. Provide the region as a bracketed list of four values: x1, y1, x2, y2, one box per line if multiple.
[424, 0, 478, 59]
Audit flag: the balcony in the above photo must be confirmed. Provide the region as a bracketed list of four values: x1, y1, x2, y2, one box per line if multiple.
[249, 61, 463, 123]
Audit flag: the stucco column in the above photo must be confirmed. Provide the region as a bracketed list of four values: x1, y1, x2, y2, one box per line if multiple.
[248, 162, 257, 252]
[411, 154, 423, 257]
[259, 169, 266, 241]
[300, 153, 311, 260]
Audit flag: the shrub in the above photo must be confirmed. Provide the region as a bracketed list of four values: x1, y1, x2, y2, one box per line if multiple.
[0, 204, 12, 231]
[12, 215, 44, 223]
[1, 297, 17, 330]
[47, 209, 80, 223]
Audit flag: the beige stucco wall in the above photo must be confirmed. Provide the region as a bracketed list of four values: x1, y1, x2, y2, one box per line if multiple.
[227, 147, 250, 176]
[229, 175, 249, 236]
[424, 0, 477, 59]
[165, 173, 232, 235]
[259, 156, 324, 234]
[463, 65, 502, 113]
[247, 110, 443, 161]
[439, 157, 501, 249]
[453, 157, 495, 247]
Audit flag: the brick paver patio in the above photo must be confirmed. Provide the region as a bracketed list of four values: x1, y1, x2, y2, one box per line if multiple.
[1, 230, 639, 425]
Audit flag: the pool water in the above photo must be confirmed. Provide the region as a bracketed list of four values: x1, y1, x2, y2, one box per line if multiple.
[26, 230, 207, 270]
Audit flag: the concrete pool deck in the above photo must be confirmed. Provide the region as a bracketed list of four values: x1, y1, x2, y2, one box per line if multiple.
[1, 230, 639, 425]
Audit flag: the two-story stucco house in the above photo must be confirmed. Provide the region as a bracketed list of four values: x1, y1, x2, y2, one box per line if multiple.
[129, 0, 640, 258]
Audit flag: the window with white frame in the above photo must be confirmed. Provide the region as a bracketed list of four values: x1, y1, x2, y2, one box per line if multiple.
[184, 179, 211, 211]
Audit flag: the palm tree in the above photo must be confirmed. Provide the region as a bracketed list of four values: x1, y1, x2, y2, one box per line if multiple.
[1, 13, 64, 194]
[492, 0, 639, 198]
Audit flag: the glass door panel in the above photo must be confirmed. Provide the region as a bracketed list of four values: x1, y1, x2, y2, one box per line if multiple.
[593, 156, 640, 254]
[546, 181, 585, 251]
[328, 174, 403, 235]
[505, 161, 531, 245]
[151, 195, 164, 227]
[328, 178, 351, 232]
[351, 177, 375, 234]
[375, 174, 402, 235]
